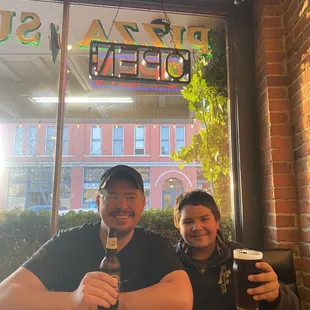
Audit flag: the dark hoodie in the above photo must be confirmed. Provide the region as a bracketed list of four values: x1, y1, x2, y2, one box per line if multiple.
[175, 231, 300, 310]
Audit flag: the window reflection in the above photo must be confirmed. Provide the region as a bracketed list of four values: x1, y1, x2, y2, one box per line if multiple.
[5, 167, 71, 211]
[0, 1, 231, 222]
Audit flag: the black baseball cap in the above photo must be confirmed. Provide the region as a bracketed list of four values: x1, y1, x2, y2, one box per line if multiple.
[99, 165, 144, 193]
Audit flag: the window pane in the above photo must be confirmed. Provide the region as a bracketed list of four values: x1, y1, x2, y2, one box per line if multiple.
[63, 127, 68, 140]
[14, 127, 23, 155]
[92, 127, 101, 139]
[29, 127, 37, 140]
[114, 141, 123, 155]
[27, 140, 36, 156]
[27, 127, 37, 156]
[62, 141, 68, 155]
[9, 183, 26, 197]
[114, 126, 123, 139]
[176, 126, 184, 140]
[135, 126, 144, 139]
[46, 141, 55, 156]
[161, 142, 169, 155]
[91, 141, 101, 155]
[47, 126, 55, 139]
[135, 148, 145, 155]
[10, 168, 28, 182]
[176, 141, 184, 152]
[135, 141, 144, 149]
[85, 168, 104, 181]
[161, 126, 169, 139]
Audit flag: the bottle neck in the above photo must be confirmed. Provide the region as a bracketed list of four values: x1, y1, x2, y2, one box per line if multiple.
[106, 248, 117, 257]
[106, 228, 117, 255]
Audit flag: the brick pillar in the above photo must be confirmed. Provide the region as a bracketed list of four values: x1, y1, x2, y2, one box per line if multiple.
[253, 0, 310, 307]
[285, 0, 310, 306]
[254, 0, 298, 248]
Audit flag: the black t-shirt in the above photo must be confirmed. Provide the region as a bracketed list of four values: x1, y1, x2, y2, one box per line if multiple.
[23, 222, 183, 292]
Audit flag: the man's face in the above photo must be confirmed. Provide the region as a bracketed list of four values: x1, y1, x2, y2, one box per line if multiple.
[179, 204, 219, 250]
[96, 179, 145, 234]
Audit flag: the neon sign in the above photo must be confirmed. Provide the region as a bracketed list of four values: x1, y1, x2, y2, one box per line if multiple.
[89, 41, 191, 84]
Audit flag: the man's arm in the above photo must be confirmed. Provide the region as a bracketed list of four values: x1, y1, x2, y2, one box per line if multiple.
[0, 267, 74, 310]
[119, 270, 193, 310]
[0, 268, 192, 310]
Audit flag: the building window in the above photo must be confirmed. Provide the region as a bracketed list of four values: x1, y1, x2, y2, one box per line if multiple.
[134, 126, 145, 155]
[14, 127, 23, 156]
[83, 167, 105, 209]
[176, 126, 185, 152]
[63, 126, 69, 155]
[46, 126, 55, 155]
[27, 126, 37, 156]
[135, 167, 151, 209]
[160, 126, 170, 155]
[5, 168, 28, 210]
[113, 126, 124, 155]
[91, 126, 102, 155]
[5, 167, 71, 210]
[45, 126, 68, 156]
[27, 167, 71, 209]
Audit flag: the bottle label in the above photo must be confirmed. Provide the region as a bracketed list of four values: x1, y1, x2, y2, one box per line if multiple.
[107, 237, 117, 249]
[110, 273, 120, 291]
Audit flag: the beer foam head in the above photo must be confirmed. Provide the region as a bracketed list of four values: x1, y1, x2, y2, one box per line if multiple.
[233, 249, 263, 260]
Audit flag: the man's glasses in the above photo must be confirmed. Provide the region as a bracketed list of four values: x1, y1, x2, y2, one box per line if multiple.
[99, 191, 141, 206]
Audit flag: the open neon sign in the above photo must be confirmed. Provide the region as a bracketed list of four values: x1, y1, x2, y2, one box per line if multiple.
[89, 41, 191, 84]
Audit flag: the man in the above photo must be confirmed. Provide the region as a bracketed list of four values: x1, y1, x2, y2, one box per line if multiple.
[174, 189, 300, 310]
[0, 165, 193, 310]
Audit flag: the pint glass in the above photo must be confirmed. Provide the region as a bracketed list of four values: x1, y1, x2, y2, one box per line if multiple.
[233, 249, 263, 310]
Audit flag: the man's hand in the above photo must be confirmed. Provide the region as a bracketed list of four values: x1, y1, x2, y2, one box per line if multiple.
[247, 262, 280, 303]
[71, 271, 118, 310]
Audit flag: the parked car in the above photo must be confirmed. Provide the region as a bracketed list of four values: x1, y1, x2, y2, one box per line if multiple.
[58, 208, 98, 215]
[26, 205, 66, 212]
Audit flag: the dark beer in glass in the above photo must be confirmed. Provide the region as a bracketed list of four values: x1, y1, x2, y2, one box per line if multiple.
[233, 249, 263, 310]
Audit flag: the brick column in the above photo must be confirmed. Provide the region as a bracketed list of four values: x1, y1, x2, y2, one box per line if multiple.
[253, 0, 310, 307]
[254, 0, 298, 248]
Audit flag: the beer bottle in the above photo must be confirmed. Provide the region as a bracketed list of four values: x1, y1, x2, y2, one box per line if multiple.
[98, 227, 121, 310]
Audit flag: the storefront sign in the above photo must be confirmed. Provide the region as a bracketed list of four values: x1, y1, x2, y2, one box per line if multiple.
[84, 183, 100, 189]
[89, 41, 191, 84]
[0, 10, 210, 54]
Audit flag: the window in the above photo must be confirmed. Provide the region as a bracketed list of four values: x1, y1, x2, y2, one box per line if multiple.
[135, 167, 151, 209]
[113, 126, 123, 155]
[5, 168, 28, 210]
[91, 126, 102, 155]
[45, 126, 68, 155]
[83, 167, 104, 209]
[46, 126, 55, 155]
[84, 167, 104, 182]
[26, 167, 72, 209]
[14, 127, 23, 156]
[134, 126, 145, 155]
[27, 126, 37, 156]
[160, 126, 170, 155]
[176, 126, 185, 152]
[63, 126, 69, 155]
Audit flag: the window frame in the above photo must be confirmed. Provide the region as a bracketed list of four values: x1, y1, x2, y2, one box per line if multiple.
[112, 126, 124, 155]
[134, 126, 145, 155]
[160, 126, 170, 156]
[90, 126, 102, 156]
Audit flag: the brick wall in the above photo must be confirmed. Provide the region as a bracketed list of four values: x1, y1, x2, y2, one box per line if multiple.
[253, 0, 310, 308]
